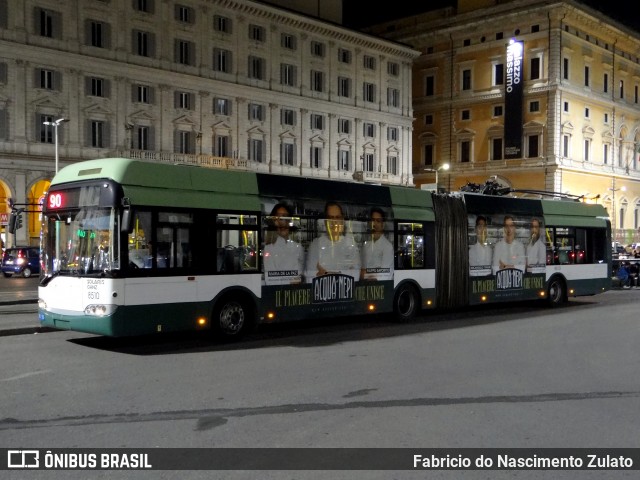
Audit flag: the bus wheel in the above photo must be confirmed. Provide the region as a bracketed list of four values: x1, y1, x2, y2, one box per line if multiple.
[212, 296, 253, 340]
[547, 277, 566, 307]
[393, 284, 420, 321]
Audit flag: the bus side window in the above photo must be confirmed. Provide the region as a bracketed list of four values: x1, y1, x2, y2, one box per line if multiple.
[396, 222, 424, 269]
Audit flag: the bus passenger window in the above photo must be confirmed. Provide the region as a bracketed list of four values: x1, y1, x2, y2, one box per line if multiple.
[397, 222, 424, 269]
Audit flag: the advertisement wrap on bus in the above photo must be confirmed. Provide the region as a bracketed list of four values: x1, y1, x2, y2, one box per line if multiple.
[37, 158, 611, 339]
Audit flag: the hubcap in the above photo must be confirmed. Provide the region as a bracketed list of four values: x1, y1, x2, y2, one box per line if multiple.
[219, 302, 244, 335]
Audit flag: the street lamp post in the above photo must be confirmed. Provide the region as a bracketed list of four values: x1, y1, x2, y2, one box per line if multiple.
[42, 118, 69, 173]
[422, 163, 450, 192]
[609, 177, 626, 241]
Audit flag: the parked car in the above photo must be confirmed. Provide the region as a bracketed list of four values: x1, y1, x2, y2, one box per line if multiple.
[1, 246, 41, 278]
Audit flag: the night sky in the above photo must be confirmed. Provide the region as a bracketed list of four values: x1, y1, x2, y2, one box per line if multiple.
[343, 1, 640, 33]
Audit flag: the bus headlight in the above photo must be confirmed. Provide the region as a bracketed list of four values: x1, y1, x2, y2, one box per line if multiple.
[38, 299, 47, 310]
[84, 304, 118, 316]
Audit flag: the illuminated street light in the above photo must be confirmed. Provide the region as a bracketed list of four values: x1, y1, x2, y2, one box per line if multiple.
[422, 163, 450, 192]
[42, 118, 69, 173]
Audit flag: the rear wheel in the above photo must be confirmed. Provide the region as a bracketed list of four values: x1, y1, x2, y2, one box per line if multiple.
[547, 276, 566, 307]
[393, 284, 420, 321]
[212, 295, 254, 340]
[3, 272, 12, 278]
[22, 267, 32, 278]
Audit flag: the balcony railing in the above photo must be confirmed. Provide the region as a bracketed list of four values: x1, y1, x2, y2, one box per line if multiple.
[116, 150, 248, 170]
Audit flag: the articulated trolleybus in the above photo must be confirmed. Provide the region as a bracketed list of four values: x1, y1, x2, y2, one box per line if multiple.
[38, 158, 611, 339]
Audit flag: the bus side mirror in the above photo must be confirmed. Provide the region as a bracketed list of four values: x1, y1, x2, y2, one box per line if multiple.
[121, 208, 132, 233]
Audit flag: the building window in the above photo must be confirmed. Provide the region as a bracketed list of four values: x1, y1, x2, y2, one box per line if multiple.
[527, 135, 539, 158]
[584, 107, 590, 118]
[133, 30, 154, 57]
[493, 105, 503, 117]
[213, 15, 231, 33]
[311, 70, 324, 92]
[584, 139, 591, 161]
[603, 144, 609, 165]
[39, 114, 54, 143]
[363, 83, 376, 103]
[175, 130, 193, 154]
[493, 63, 504, 86]
[460, 140, 471, 163]
[338, 77, 351, 98]
[338, 150, 350, 170]
[604, 113, 609, 124]
[310, 41, 325, 57]
[310, 146, 322, 168]
[248, 103, 264, 121]
[604, 73, 608, 93]
[363, 55, 376, 69]
[387, 88, 399, 107]
[530, 57, 540, 80]
[387, 62, 399, 76]
[281, 33, 296, 50]
[563, 58, 569, 80]
[363, 122, 375, 137]
[424, 114, 434, 125]
[248, 56, 265, 80]
[491, 138, 503, 160]
[281, 142, 295, 166]
[214, 97, 231, 115]
[620, 79, 624, 99]
[36, 8, 59, 38]
[214, 135, 229, 157]
[281, 64, 296, 87]
[310, 114, 324, 130]
[87, 77, 109, 97]
[563, 135, 570, 157]
[213, 49, 232, 73]
[175, 91, 193, 110]
[423, 144, 434, 166]
[133, 126, 151, 150]
[338, 118, 351, 134]
[87, 20, 109, 48]
[175, 40, 194, 65]
[425, 75, 435, 96]
[584, 66, 590, 87]
[529, 101, 540, 113]
[249, 139, 264, 163]
[37, 68, 57, 90]
[364, 153, 374, 172]
[563, 101, 569, 113]
[387, 155, 398, 175]
[281, 108, 296, 126]
[134, 0, 154, 14]
[90, 120, 107, 148]
[338, 48, 351, 64]
[388, 127, 399, 141]
[175, 5, 194, 24]
[461, 110, 471, 120]
[462, 68, 472, 91]
[249, 24, 265, 42]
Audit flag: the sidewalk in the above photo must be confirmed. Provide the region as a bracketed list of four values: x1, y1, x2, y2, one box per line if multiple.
[0, 291, 46, 337]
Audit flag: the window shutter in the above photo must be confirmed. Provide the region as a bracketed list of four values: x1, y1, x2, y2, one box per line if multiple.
[85, 77, 92, 96]
[104, 79, 111, 98]
[54, 71, 62, 91]
[148, 86, 155, 104]
[148, 33, 156, 57]
[0, 110, 8, 140]
[53, 11, 62, 39]
[85, 120, 92, 147]
[148, 126, 155, 150]
[84, 19, 92, 45]
[104, 122, 111, 148]
[104, 23, 112, 49]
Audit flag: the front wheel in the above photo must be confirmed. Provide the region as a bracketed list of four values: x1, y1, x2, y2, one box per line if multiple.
[393, 284, 420, 321]
[212, 296, 254, 340]
[547, 277, 566, 307]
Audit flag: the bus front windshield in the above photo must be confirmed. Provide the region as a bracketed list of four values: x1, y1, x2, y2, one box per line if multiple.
[41, 207, 120, 278]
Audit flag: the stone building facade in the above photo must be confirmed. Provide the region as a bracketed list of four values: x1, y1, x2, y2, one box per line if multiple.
[0, 0, 419, 247]
[367, 0, 640, 243]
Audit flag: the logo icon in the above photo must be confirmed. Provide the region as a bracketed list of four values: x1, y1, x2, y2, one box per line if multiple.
[8, 450, 40, 468]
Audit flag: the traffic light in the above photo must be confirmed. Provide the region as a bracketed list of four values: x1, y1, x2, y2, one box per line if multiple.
[7, 208, 24, 234]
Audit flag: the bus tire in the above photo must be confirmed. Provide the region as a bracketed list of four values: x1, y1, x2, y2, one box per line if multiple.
[211, 295, 254, 340]
[547, 276, 566, 307]
[393, 284, 420, 321]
